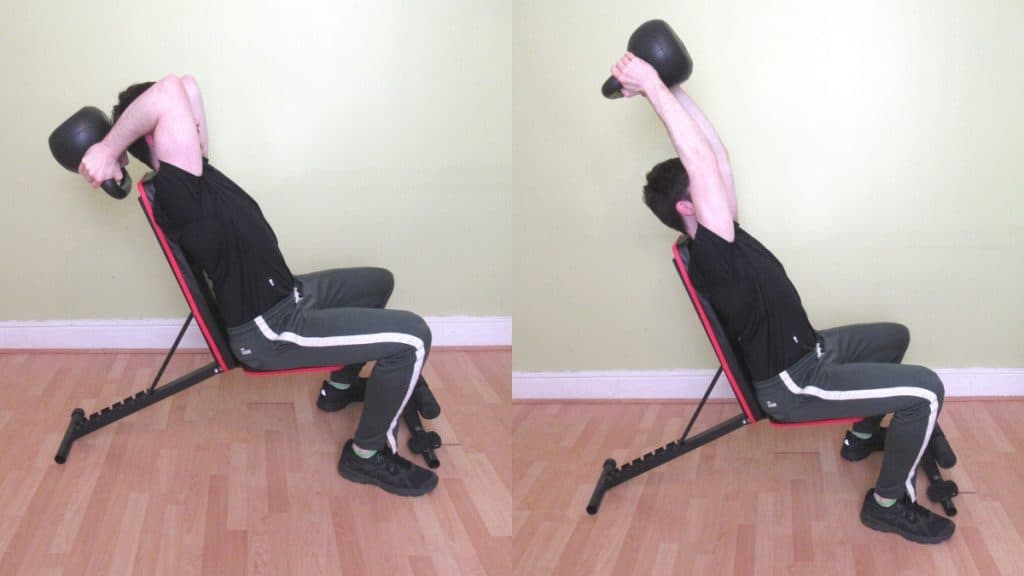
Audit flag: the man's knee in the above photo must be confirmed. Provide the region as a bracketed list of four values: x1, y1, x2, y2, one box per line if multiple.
[881, 322, 911, 359]
[887, 367, 944, 424]
[891, 323, 910, 349]
[367, 267, 395, 301]
[407, 313, 432, 352]
[910, 365, 944, 409]
[387, 311, 432, 359]
[926, 368, 944, 409]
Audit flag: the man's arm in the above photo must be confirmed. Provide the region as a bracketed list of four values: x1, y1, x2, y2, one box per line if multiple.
[670, 86, 737, 221]
[79, 75, 203, 187]
[181, 75, 209, 158]
[612, 53, 733, 241]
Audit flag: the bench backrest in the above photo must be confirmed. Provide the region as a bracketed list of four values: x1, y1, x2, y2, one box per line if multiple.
[137, 175, 237, 373]
[671, 236, 765, 423]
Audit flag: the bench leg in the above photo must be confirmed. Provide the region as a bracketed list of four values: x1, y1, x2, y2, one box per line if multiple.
[54, 361, 221, 464]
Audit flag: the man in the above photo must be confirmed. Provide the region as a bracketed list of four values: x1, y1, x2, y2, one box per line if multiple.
[78, 75, 437, 497]
[610, 53, 953, 543]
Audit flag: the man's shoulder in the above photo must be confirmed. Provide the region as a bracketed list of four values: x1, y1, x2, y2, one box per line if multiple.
[692, 221, 740, 251]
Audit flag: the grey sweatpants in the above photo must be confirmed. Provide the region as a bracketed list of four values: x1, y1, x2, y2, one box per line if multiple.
[226, 267, 432, 452]
[753, 323, 944, 501]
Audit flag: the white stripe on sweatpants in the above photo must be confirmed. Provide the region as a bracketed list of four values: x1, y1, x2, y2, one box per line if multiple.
[254, 316, 425, 453]
[779, 371, 938, 502]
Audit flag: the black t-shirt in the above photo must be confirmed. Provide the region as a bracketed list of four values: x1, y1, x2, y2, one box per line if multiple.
[689, 222, 817, 381]
[152, 159, 295, 327]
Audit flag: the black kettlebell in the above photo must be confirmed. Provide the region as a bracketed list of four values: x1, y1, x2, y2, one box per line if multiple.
[602, 19, 693, 99]
[49, 106, 132, 199]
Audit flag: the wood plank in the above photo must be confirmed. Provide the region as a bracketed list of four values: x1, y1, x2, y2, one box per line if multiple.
[0, 349, 509, 575]
[512, 398, 1024, 576]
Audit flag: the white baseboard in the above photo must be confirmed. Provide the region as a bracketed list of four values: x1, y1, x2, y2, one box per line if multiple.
[0, 316, 511, 350]
[512, 368, 1024, 400]
[426, 316, 511, 347]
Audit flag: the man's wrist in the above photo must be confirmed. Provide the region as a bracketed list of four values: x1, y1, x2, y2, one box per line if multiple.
[98, 138, 127, 164]
[645, 82, 675, 111]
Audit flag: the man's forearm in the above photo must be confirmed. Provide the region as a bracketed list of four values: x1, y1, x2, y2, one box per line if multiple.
[647, 83, 719, 176]
[102, 80, 169, 156]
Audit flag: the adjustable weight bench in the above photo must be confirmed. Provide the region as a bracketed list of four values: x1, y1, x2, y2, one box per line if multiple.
[55, 173, 442, 467]
[586, 235, 959, 515]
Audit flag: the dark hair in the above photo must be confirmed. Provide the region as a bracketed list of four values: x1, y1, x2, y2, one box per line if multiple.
[112, 81, 156, 169]
[642, 157, 691, 233]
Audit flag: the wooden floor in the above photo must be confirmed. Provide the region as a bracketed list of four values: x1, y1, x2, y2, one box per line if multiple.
[513, 399, 1024, 576]
[0, 349, 511, 576]
[5, 351, 1022, 576]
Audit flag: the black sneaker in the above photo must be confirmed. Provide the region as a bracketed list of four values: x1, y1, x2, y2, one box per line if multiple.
[316, 379, 366, 412]
[840, 428, 887, 462]
[860, 490, 955, 544]
[338, 440, 438, 497]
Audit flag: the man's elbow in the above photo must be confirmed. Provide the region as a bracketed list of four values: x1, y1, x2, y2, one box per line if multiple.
[680, 144, 720, 174]
[155, 74, 185, 91]
[151, 75, 193, 107]
[180, 74, 200, 94]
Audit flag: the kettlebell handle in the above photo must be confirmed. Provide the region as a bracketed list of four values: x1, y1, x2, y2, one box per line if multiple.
[601, 76, 625, 99]
[101, 174, 132, 200]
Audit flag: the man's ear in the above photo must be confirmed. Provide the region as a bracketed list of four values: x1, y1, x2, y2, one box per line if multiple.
[675, 200, 695, 217]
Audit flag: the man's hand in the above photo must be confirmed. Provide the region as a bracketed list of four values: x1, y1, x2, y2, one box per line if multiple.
[78, 141, 125, 188]
[611, 52, 664, 98]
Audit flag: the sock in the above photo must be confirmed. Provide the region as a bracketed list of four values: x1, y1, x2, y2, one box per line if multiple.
[851, 430, 873, 440]
[327, 379, 351, 391]
[352, 444, 378, 459]
[873, 493, 897, 507]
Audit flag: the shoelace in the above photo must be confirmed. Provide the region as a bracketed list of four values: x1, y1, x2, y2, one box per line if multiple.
[379, 449, 414, 475]
[898, 497, 925, 523]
